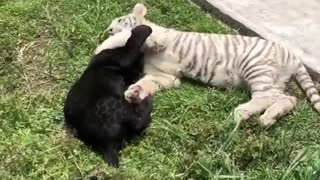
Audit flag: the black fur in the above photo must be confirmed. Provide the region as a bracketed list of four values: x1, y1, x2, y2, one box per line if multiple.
[63, 25, 153, 167]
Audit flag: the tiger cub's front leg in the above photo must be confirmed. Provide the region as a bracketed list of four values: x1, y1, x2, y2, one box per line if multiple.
[125, 72, 181, 103]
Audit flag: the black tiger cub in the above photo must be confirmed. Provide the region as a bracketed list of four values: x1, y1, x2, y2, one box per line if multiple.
[63, 25, 153, 167]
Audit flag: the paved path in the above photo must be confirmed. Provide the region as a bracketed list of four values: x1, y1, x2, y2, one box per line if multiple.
[192, 0, 320, 73]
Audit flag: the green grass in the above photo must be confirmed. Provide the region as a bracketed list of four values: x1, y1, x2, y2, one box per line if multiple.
[1, 0, 319, 179]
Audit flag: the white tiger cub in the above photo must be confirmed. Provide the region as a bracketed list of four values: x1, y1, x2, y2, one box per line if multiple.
[106, 3, 320, 126]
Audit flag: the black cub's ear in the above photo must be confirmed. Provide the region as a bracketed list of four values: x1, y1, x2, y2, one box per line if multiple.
[124, 25, 152, 51]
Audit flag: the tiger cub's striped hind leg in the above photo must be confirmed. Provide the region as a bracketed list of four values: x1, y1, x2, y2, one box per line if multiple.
[259, 95, 296, 126]
[233, 97, 275, 124]
[234, 60, 320, 126]
[251, 71, 297, 126]
[233, 93, 296, 126]
[233, 65, 293, 125]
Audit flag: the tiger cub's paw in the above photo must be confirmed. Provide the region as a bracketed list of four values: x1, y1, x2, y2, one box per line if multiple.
[232, 106, 251, 124]
[125, 85, 150, 103]
[259, 115, 276, 127]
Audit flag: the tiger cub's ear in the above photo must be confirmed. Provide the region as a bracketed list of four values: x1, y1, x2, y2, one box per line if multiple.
[133, 3, 147, 17]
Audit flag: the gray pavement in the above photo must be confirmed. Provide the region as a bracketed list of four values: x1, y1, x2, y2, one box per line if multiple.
[192, 0, 320, 73]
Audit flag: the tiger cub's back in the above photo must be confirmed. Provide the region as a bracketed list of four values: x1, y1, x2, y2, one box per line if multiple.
[165, 32, 265, 88]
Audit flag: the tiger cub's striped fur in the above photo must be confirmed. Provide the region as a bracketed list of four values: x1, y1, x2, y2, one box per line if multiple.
[106, 3, 320, 126]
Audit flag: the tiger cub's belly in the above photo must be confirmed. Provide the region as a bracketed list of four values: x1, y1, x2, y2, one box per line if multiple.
[207, 67, 243, 88]
[181, 66, 243, 88]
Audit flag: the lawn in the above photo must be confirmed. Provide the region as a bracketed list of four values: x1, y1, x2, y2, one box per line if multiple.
[1, 0, 319, 179]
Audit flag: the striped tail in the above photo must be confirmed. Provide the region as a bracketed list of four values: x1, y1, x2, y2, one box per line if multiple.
[295, 63, 320, 113]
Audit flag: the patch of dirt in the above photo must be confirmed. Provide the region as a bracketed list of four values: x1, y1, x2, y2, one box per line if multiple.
[16, 37, 59, 93]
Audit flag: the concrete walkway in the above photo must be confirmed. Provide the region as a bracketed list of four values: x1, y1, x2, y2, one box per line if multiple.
[192, 0, 320, 73]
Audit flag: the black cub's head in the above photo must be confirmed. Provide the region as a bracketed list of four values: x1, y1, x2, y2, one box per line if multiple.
[93, 25, 152, 70]
[117, 25, 152, 69]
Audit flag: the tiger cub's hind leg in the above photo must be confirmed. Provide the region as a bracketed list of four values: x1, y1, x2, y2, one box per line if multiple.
[259, 95, 296, 126]
[233, 72, 279, 123]
[257, 66, 297, 126]
[234, 68, 296, 126]
[233, 96, 275, 124]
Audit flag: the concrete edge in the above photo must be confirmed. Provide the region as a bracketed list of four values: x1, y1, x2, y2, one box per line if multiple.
[191, 0, 320, 74]
[190, 0, 260, 37]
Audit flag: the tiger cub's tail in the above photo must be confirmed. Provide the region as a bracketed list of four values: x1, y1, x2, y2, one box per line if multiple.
[295, 61, 320, 113]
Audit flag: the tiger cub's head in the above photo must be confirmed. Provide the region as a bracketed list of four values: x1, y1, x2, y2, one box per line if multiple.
[106, 3, 147, 36]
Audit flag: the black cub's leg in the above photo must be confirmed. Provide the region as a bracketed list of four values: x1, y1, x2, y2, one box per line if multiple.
[100, 143, 120, 168]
